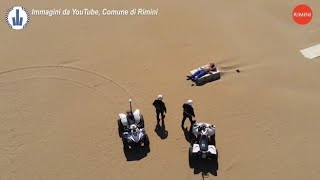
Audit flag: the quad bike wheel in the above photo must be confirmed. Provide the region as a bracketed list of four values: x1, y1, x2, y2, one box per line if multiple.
[189, 147, 195, 168]
[211, 155, 217, 163]
[122, 137, 130, 151]
[189, 133, 196, 145]
[139, 116, 145, 128]
[144, 134, 150, 147]
[210, 135, 216, 146]
[118, 119, 124, 138]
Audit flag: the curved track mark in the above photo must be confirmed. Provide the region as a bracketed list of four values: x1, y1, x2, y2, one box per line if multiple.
[0, 65, 138, 108]
[0, 77, 119, 114]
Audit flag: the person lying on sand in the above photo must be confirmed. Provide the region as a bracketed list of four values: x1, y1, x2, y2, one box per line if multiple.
[187, 63, 217, 81]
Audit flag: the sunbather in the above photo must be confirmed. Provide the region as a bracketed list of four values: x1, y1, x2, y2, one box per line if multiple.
[187, 63, 216, 81]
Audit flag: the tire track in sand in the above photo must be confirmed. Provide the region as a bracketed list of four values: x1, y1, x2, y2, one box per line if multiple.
[0, 65, 138, 111]
[0, 65, 138, 178]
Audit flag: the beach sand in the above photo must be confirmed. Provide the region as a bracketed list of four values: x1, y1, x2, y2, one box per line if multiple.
[1, 0, 320, 179]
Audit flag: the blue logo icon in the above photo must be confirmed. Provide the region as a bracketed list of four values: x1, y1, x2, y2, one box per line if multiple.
[6, 6, 30, 30]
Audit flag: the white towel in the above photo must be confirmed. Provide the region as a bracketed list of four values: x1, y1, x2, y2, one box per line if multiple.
[300, 44, 320, 59]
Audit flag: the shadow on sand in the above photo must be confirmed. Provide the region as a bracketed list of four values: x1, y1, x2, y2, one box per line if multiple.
[190, 73, 221, 87]
[182, 126, 193, 145]
[123, 145, 150, 161]
[155, 119, 168, 139]
[181, 119, 196, 145]
[192, 151, 219, 178]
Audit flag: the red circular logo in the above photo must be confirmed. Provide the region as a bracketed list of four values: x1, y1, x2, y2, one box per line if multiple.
[292, 4, 313, 25]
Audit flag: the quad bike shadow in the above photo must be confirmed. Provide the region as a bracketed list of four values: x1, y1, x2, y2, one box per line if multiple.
[122, 143, 151, 161]
[191, 150, 219, 177]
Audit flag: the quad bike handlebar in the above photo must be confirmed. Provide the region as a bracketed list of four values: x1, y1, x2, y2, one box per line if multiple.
[129, 99, 133, 113]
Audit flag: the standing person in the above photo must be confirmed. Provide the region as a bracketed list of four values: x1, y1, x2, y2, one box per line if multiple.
[152, 95, 167, 125]
[182, 99, 195, 127]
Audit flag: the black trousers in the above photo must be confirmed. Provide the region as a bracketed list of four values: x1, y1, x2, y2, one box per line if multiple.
[156, 110, 165, 123]
[181, 113, 194, 126]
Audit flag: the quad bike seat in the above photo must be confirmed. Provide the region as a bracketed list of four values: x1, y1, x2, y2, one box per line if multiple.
[127, 116, 135, 126]
[199, 135, 209, 151]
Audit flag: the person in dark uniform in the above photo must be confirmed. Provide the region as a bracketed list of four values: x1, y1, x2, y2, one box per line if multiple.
[182, 99, 195, 127]
[152, 95, 167, 125]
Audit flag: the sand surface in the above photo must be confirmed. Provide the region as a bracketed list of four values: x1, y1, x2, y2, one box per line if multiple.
[1, 1, 320, 179]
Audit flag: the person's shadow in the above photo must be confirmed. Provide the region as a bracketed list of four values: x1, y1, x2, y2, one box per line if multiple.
[181, 119, 196, 145]
[155, 117, 168, 139]
[123, 145, 150, 161]
[182, 126, 193, 145]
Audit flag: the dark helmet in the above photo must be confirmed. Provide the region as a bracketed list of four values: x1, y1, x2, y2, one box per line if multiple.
[127, 111, 134, 119]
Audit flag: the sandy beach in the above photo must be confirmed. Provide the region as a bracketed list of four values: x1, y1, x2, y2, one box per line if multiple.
[1, 1, 320, 179]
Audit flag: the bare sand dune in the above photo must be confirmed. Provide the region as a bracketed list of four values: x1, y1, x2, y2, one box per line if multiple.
[1, 0, 320, 179]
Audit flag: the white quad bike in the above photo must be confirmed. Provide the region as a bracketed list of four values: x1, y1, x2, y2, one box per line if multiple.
[189, 122, 217, 167]
[118, 99, 149, 150]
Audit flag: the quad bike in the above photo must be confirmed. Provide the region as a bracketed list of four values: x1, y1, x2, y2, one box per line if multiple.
[189, 122, 217, 168]
[118, 99, 149, 150]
